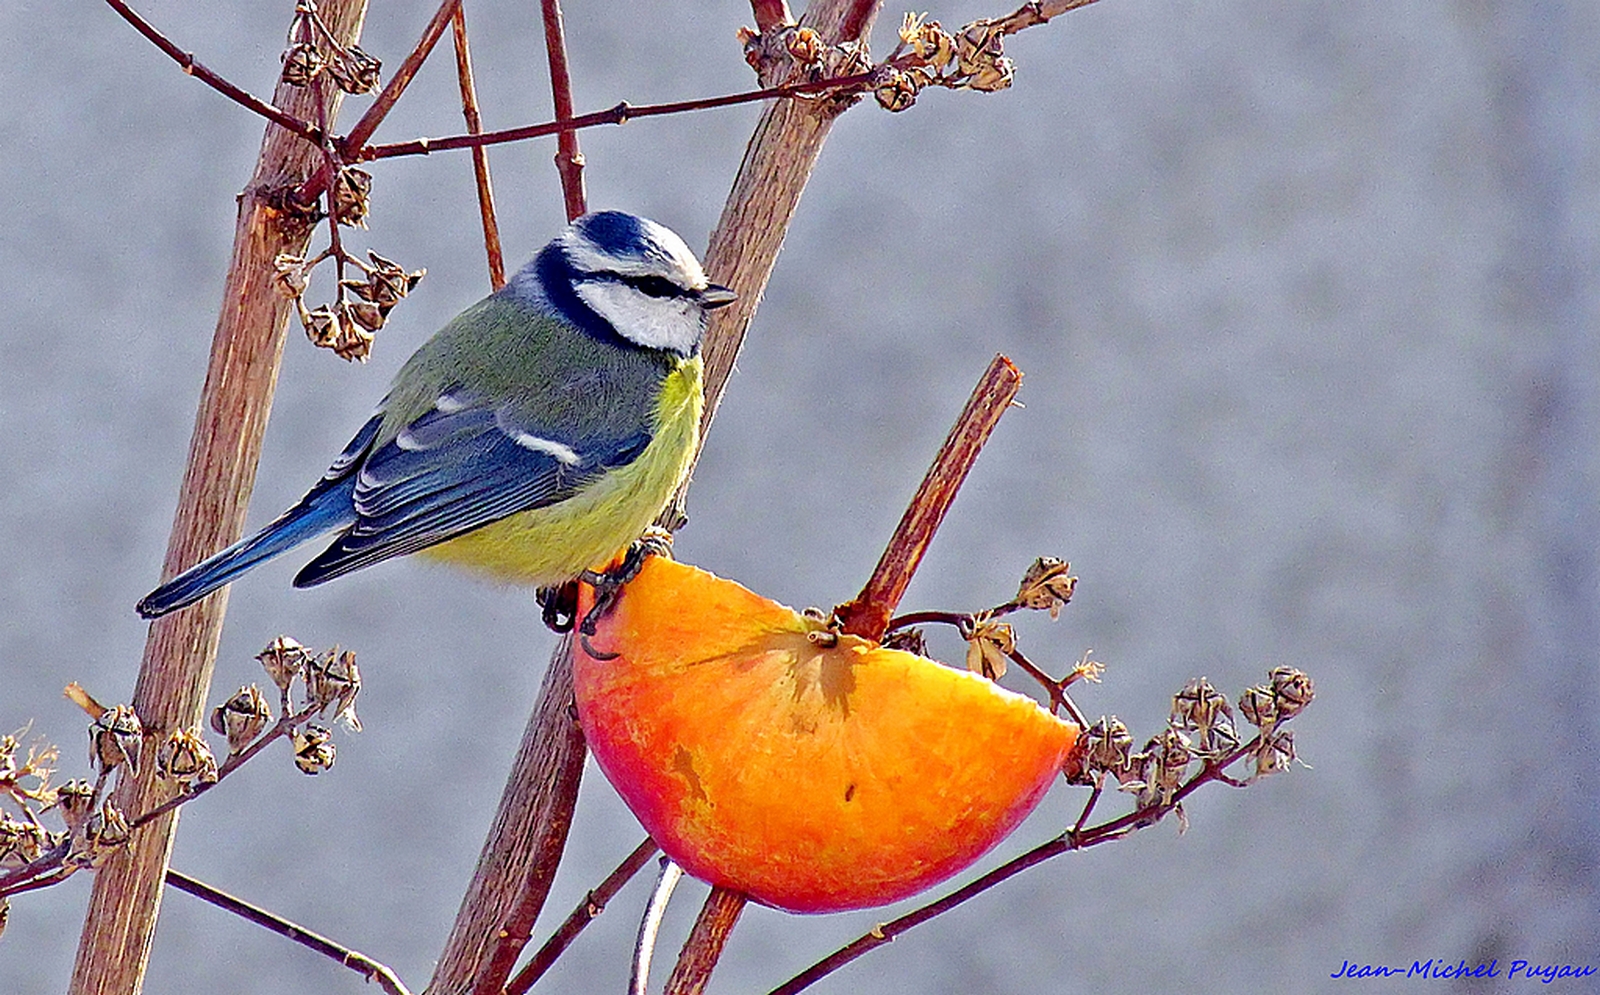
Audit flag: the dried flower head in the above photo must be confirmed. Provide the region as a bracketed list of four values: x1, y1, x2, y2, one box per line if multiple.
[901, 13, 956, 68]
[292, 725, 337, 775]
[51, 778, 97, 835]
[327, 43, 382, 94]
[966, 55, 1015, 93]
[1252, 726, 1299, 780]
[1269, 666, 1315, 720]
[963, 618, 1016, 680]
[89, 704, 143, 777]
[300, 302, 343, 350]
[73, 801, 131, 865]
[785, 26, 823, 66]
[1238, 682, 1279, 730]
[305, 648, 362, 731]
[1016, 557, 1077, 619]
[1135, 727, 1193, 809]
[883, 626, 929, 658]
[332, 166, 373, 228]
[281, 41, 326, 87]
[1071, 715, 1134, 785]
[0, 814, 48, 868]
[874, 69, 920, 112]
[1171, 677, 1239, 757]
[272, 252, 310, 299]
[210, 685, 273, 754]
[156, 728, 219, 789]
[955, 20, 1006, 78]
[332, 303, 376, 362]
[257, 635, 313, 696]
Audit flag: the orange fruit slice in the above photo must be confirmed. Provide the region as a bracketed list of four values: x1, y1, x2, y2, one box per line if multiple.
[574, 557, 1080, 913]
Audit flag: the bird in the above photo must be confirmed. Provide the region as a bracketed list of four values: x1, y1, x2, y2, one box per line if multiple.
[137, 210, 735, 619]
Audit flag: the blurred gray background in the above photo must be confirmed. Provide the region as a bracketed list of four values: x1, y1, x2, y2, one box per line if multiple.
[2, 0, 1596, 992]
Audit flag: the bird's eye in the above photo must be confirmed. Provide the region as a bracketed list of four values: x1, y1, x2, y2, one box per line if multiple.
[631, 276, 681, 299]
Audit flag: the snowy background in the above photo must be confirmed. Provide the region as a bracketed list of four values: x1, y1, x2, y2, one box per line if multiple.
[1, 0, 1596, 992]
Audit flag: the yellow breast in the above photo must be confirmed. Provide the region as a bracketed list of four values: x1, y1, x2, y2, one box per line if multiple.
[417, 355, 703, 586]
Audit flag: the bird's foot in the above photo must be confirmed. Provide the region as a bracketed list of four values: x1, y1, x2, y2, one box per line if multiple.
[537, 582, 579, 633]
[574, 530, 676, 656]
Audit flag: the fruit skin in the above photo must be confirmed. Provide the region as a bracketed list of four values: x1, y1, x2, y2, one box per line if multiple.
[574, 557, 1081, 914]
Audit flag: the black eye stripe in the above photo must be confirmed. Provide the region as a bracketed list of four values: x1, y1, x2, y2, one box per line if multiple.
[594, 272, 685, 299]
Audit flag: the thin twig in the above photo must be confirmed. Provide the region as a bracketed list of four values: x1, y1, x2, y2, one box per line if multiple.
[101, 0, 324, 145]
[506, 837, 660, 995]
[769, 740, 1263, 995]
[449, 4, 506, 290]
[357, 70, 881, 162]
[539, 0, 587, 221]
[835, 355, 1024, 641]
[165, 868, 413, 995]
[664, 887, 748, 995]
[631, 858, 685, 995]
[341, 0, 461, 155]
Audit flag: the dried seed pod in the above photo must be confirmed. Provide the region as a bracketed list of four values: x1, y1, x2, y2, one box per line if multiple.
[882, 626, 929, 657]
[89, 704, 143, 777]
[1269, 667, 1315, 720]
[292, 725, 337, 775]
[874, 69, 919, 113]
[0, 814, 45, 868]
[1070, 715, 1134, 785]
[327, 44, 381, 94]
[332, 306, 376, 362]
[1015, 557, 1076, 618]
[272, 252, 310, 299]
[1252, 726, 1298, 780]
[257, 635, 313, 695]
[210, 685, 272, 755]
[785, 26, 823, 66]
[363, 250, 424, 306]
[305, 648, 362, 731]
[963, 618, 1015, 680]
[345, 299, 385, 332]
[1135, 727, 1192, 808]
[1171, 677, 1239, 756]
[281, 41, 326, 87]
[955, 20, 1006, 78]
[332, 166, 373, 228]
[156, 728, 219, 788]
[965, 56, 1015, 93]
[52, 778, 98, 835]
[92, 802, 130, 852]
[1238, 682, 1279, 730]
[301, 303, 342, 349]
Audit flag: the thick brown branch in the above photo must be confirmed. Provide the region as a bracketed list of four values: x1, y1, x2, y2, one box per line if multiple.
[834, 355, 1023, 640]
[449, 4, 506, 289]
[102, 0, 323, 145]
[506, 838, 660, 995]
[69, 5, 371, 994]
[663, 887, 748, 995]
[540, 0, 587, 221]
[166, 869, 412, 995]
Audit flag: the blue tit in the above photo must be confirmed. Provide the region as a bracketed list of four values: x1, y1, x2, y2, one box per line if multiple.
[137, 211, 735, 619]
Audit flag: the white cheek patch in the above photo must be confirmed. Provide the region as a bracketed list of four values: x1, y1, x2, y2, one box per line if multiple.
[575, 281, 701, 356]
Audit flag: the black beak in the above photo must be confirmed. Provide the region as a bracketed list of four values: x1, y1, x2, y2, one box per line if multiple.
[698, 283, 737, 309]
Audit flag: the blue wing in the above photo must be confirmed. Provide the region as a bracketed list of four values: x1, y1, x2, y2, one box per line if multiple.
[292, 386, 650, 587]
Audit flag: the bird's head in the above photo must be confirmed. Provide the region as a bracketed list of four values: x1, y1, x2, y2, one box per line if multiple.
[514, 211, 736, 358]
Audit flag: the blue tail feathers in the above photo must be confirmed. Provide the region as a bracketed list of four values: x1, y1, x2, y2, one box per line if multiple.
[136, 480, 357, 618]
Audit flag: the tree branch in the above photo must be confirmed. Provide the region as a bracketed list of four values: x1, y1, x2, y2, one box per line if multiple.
[166, 868, 413, 995]
[834, 355, 1023, 640]
[102, 0, 323, 145]
[540, 0, 587, 221]
[69, 5, 371, 994]
[449, 4, 506, 290]
[663, 887, 747, 995]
